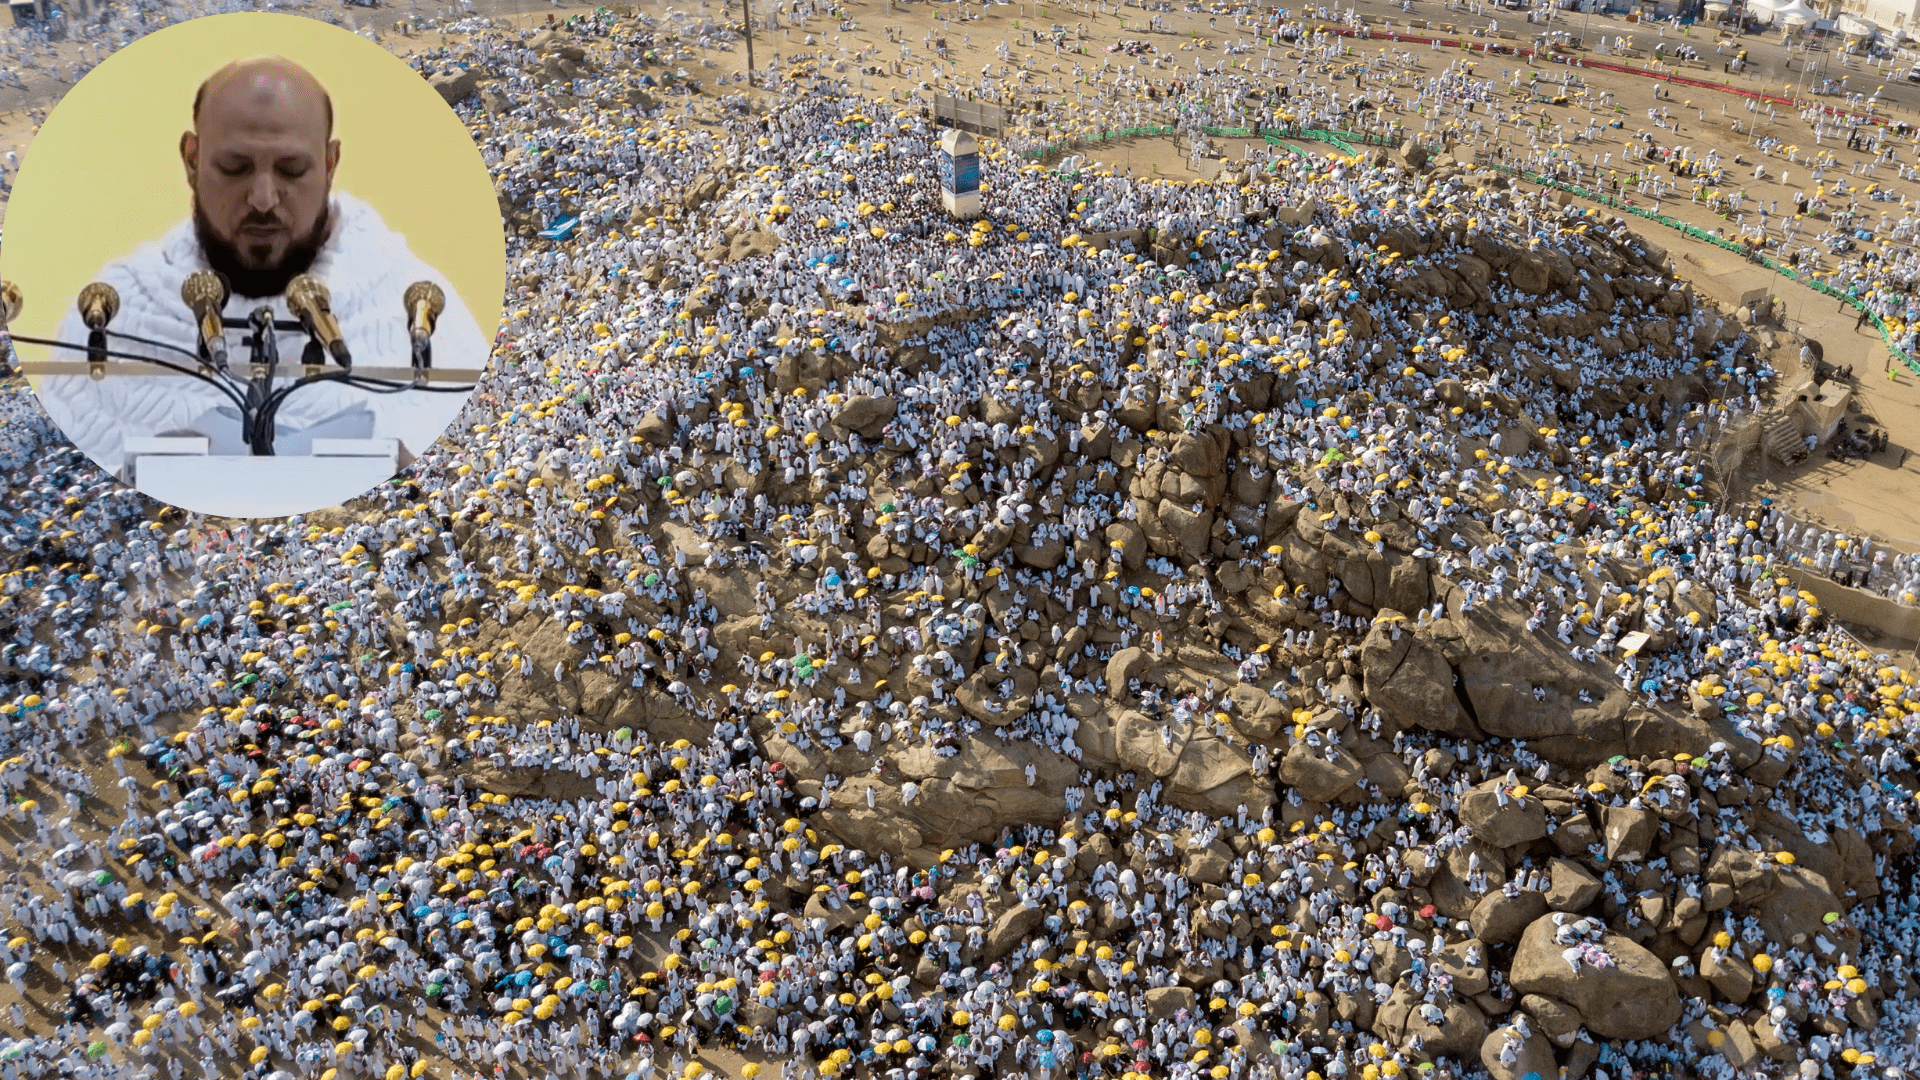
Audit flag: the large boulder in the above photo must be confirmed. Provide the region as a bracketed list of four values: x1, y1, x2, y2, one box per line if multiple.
[1226, 683, 1287, 742]
[429, 69, 482, 105]
[529, 28, 588, 59]
[1471, 889, 1549, 946]
[1546, 859, 1603, 912]
[1278, 737, 1364, 802]
[984, 905, 1045, 959]
[1145, 499, 1213, 563]
[1700, 947, 1755, 1004]
[1510, 916, 1682, 1039]
[1376, 981, 1486, 1055]
[1402, 996, 1488, 1059]
[1184, 841, 1234, 884]
[1458, 781, 1549, 849]
[1481, 1024, 1559, 1080]
[1359, 620, 1473, 736]
[842, 737, 1080, 849]
[832, 395, 896, 438]
[1145, 985, 1195, 1019]
[1109, 710, 1273, 819]
[956, 665, 1039, 727]
[1603, 806, 1659, 863]
[1751, 867, 1847, 952]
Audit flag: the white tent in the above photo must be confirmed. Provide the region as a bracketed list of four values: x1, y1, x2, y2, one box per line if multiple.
[1775, 1, 1819, 25]
[1837, 14, 1876, 37]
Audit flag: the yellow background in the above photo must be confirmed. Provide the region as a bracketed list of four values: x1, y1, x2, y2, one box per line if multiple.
[0, 11, 505, 360]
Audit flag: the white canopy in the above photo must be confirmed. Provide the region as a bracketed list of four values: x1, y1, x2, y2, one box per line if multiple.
[1837, 14, 1876, 36]
[1776, 1, 1819, 24]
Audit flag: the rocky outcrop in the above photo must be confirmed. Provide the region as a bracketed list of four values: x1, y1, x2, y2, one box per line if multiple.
[1510, 916, 1681, 1039]
[429, 69, 482, 105]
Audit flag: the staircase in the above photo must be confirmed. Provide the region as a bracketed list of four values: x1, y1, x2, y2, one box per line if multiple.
[1762, 405, 1806, 465]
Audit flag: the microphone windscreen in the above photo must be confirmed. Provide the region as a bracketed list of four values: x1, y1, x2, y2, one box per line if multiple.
[78, 282, 120, 326]
[285, 274, 332, 318]
[404, 281, 446, 321]
[181, 270, 229, 312]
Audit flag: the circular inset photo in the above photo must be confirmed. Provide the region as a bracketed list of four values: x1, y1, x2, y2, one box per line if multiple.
[0, 11, 504, 519]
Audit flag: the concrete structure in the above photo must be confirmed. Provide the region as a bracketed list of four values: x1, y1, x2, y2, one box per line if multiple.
[1837, 0, 1915, 32]
[938, 128, 980, 220]
[1797, 379, 1853, 444]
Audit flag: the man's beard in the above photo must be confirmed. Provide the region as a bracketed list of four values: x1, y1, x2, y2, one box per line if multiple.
[192, 197, 331, 299]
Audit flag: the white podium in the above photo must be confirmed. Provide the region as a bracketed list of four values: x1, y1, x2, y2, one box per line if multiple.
[126, 437, 401, 518]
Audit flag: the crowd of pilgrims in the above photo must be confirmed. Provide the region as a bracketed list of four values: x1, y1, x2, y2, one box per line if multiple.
[0, 5, 1918, 1080]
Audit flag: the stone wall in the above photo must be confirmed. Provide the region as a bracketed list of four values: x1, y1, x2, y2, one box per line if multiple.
[1779, 565, 1920, 648]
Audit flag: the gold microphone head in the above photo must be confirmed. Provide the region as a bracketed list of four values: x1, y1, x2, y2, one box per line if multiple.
[181, 269, 230, 313]
[285, 274, 332, 316]
[404, 281, 445, 328]
[78, 282, 120, 330]
[0, 281, 21, 327]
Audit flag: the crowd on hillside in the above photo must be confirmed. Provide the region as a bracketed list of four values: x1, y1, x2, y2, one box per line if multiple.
[0, 6, 1917, 1080]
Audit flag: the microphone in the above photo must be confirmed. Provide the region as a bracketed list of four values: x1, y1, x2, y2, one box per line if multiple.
[77, 282, 119, 330]
[0, 281, 21, 327]
[404, 281, 445, 376]
[286, 274, 350, 367]
[181, 270, 231, 371]
[77, 282, 118, 379]
[404, 281, 445, 343]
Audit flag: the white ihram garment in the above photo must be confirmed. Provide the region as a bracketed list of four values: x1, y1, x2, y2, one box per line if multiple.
[39, 191, 490, 476]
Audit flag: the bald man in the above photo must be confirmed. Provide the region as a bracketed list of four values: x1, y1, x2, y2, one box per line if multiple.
[41, 55, 488, 492]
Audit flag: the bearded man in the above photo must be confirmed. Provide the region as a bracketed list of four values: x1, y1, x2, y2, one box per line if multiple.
[40, 55, 488, 478]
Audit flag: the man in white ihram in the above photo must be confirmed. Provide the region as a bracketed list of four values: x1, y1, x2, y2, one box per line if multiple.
[41, 55, 487, 482]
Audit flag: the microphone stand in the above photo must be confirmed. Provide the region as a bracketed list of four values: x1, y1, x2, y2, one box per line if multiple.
[243, 306, 282, 456]
[10, 319, 479, 461]
[410, 334, 433, 386]
[302, 334, 328, 376]
[85, 326, 109, 380]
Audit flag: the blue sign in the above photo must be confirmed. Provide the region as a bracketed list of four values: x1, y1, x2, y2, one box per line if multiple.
[538, 215, 580, 241]
[938, 151, 980, 196]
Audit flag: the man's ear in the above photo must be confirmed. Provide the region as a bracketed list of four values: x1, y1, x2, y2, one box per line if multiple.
[179, 130, 197, 184]
[326, 139, 341, 187]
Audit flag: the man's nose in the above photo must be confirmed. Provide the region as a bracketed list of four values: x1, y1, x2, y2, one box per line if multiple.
[247, 173, 281, 214]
